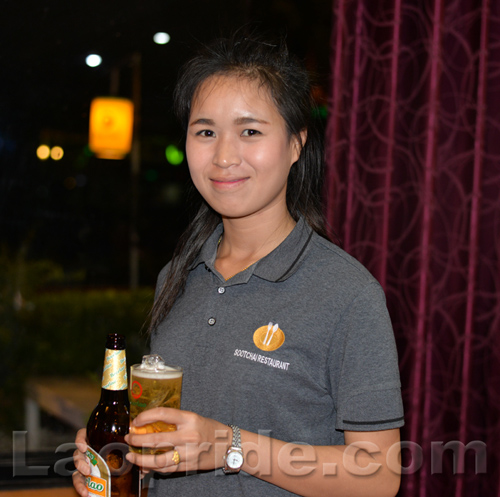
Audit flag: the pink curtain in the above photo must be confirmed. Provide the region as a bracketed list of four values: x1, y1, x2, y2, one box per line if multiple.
[325, 0, 500, 495]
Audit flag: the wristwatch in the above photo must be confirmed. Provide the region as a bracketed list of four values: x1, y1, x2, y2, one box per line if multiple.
[223, 424, 244, 474]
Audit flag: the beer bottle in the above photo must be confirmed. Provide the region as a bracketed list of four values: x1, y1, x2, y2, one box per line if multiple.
[86, 333, 140, 497]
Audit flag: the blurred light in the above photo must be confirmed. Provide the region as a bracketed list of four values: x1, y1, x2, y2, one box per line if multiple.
[89, 97, 134, 159]
[312, 105, 328, 120]
[51, 146, 64, 160]
[165, 145, 184, 165]
[86, 54, 102, 67]
[37, 145, 51, 160]
[153, 32, 170, 45]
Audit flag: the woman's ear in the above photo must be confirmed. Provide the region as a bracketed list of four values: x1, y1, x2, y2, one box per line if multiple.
[299, 129, 308, 149]
[291, 129, 308, 164]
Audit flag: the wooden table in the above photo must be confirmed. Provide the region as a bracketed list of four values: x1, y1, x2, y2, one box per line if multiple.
[24, 377, 101, 450]
[0, 487, 148, 497]
[0, 488, 78, 496]
[20, 378, 150, 495]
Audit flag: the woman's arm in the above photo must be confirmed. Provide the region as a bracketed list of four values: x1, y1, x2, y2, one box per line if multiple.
[242, 427, 401, 497]
[125, 408, 401, 497]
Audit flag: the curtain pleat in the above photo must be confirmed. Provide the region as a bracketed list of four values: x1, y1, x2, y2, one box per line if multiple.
[325, 1, 500, 495]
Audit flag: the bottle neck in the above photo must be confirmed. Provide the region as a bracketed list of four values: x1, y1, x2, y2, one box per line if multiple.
[99, 387, 129, 405]
[101, 348, 128, 391]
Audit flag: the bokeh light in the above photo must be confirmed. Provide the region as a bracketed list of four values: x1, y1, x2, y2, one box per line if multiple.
[50, 146, 64, 160]
[37, 144, 50, 160]
[165, 144, 184, 165]
[153, 32, 170, 45]
[89, 97, 134, 159]
[86, 54, 102, 67]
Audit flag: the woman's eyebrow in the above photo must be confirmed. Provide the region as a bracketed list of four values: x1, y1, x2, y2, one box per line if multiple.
[189, 118, 214, 126]
[234, 116, 269, 125]
[189, 116, 270, 126]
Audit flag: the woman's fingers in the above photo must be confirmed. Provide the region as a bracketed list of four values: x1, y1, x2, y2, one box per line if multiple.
[126, 430, 176, 452]
[75, 428, 88, 452]
[126, 447, 185, 473]
[73, 428, 90, 495]
[74, 448, 91, 476]
[131, 407, 182, 427]
[126, 409, 229, 474]
[73, 428, 91, 476]
[127, 408, 187, 452]
[72, 468, 89, 497]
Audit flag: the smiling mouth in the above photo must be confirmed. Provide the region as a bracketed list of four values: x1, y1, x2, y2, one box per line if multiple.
[210, 177, 249, 188]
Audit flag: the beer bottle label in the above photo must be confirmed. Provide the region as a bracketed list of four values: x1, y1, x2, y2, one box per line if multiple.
[102, 349, 128, 390]
[86, 447, 111, 497]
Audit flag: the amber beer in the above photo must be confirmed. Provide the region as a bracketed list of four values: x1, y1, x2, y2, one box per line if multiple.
[86, 334, 140, 497]
[129, 355, 183, 454]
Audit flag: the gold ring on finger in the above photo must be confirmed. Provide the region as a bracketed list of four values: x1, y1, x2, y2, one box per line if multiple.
[172, 449, 180, 465]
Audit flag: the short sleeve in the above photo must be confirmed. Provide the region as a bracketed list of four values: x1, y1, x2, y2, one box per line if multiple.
[334, 282, 404, 431]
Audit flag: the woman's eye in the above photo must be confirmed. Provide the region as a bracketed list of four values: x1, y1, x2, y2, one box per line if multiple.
[241, 129, 261, 137]
[197, 130, 215, 137]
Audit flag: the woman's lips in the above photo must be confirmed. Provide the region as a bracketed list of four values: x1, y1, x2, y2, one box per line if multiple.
[210, 177, 249, 189]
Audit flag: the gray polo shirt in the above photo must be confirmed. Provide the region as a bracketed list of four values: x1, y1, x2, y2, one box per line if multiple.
[149, 217, 404, 496]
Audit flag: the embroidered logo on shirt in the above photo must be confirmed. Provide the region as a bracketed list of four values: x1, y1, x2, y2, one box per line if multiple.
[253, 322, 285, 352]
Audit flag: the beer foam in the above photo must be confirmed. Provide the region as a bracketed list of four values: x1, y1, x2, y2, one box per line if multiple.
[132, 366, 182, 379]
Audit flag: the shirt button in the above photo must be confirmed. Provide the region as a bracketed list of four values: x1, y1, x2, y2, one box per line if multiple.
[208, 317, 216, 326]
[218, 287, 225, 294]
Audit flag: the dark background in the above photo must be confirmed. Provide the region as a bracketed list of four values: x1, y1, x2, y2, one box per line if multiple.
[0, 0, 332, 288]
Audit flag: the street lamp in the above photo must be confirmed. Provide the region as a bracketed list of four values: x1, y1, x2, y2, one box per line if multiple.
[89, 97, 134, 160]
[87, 52, 142, 290]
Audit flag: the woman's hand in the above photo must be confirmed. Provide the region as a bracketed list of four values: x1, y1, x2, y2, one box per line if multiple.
[125, 408, 230, 474]
[72, 428, 90, 497]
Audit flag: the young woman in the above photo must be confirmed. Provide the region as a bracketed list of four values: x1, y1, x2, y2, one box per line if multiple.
[73, 33, 404, 497]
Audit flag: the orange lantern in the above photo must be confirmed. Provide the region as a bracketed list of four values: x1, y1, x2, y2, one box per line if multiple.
[89, 97, 134, 159]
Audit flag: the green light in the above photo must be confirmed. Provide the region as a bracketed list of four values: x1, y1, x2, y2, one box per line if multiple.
[312, 105, 328, 119]
[165, 145, 184, 166]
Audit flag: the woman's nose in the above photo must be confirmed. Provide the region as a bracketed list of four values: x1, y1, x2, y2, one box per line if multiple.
[213, 135, 241, 168]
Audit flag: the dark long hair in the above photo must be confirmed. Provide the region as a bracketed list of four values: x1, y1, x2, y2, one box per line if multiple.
[149, 31, 327, 333]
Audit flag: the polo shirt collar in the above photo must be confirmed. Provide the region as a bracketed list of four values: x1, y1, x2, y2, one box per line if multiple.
[190, 217, 314, 284]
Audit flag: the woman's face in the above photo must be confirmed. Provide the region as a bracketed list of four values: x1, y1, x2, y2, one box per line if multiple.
[186, 75, 302, 221]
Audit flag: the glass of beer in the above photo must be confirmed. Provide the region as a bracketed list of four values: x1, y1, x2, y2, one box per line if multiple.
[129, 354, 183, 454]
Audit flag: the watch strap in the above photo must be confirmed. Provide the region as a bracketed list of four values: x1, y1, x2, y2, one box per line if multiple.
[223, 424, 243, 474]
[229, 424, 241, 449]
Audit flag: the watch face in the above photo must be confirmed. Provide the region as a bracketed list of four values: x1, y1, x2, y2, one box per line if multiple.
[227, 450, 244, 469]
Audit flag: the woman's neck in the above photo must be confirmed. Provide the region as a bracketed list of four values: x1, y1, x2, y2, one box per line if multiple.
[215, 208, 296, 280]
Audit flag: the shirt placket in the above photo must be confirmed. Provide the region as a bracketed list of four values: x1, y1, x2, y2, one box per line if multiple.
[204, 270, 231, 329]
